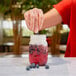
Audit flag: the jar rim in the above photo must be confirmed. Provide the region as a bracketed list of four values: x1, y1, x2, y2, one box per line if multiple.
[30, 34, 46, 37]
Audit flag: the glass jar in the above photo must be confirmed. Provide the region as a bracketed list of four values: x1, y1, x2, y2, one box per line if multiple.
[29, 35, 48, 66]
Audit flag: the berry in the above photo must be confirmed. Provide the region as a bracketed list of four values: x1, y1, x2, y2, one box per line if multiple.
[34, 45, 37, 48]
[29, 65, 32, 68]
[37, 48, 39, 52]
[26, 66, 30, 71]
[31, 63, 35, 68]
[36, 64, 39, 68]
[45, 65, 49, 69]
[29, 50, 33, 54]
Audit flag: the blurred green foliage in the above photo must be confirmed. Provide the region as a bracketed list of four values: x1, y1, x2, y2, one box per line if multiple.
[22, 0, 58, 12]
[0, 0, 61, 17]
[0, 0, 61, 36]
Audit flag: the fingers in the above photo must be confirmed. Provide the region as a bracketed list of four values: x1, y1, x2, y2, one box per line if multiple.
[24, 9, 35, 32]
[29, 10, 34, 31]
[33, 8, 44, 33]
[33, 8, 39, 33]
[38, 9, 44, 30]
[24, 8, 44, 33]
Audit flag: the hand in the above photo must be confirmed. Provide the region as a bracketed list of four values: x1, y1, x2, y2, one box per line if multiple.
[24, 8, 44, 33]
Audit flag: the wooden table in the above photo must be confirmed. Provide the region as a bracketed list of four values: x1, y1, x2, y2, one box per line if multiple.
[0, 56, 76, 76]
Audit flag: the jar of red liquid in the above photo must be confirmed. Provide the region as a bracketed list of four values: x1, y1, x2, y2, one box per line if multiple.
[29, 35, 48, 66]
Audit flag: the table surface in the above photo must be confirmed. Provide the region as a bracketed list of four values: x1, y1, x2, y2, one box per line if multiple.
[0, 56, 76, 76]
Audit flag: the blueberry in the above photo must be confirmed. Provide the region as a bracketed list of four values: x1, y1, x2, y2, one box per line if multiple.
[34, 45, 37, 48]
[36, 64, 39, 68]
[31, 63, 35, 68]
[37, 48, 40, 52]
[45, 65, 49, 69]
[29, 45, 33, 49]
[26, 66, 30, 71]
[29, 65, 32, 68]
[29, 50, 33, 54]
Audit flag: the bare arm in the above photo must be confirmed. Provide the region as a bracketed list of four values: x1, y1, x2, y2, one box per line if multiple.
[24, 8, 62, 32]
[41, 8, 62, 30]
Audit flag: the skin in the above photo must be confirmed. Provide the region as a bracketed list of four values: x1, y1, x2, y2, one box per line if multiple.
[24, 8, 62, 33]
[42, 8, 62, 30]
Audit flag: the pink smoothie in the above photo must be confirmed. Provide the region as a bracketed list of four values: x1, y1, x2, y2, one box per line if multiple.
[29, 45, 48, 66]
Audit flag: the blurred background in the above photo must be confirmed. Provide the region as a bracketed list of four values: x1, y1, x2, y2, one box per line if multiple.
[0, 0, 70, 57]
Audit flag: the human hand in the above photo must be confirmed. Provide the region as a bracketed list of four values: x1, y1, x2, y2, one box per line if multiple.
[24, 8, 44, 33]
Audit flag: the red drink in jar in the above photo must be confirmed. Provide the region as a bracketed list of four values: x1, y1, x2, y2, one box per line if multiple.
[29, 35, 48, 66]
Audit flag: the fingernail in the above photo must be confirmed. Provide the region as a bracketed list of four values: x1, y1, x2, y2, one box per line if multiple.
[35, 29, 38, 33]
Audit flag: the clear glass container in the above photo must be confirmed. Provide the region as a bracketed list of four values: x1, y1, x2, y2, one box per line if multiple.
[29, 35, 48, 66]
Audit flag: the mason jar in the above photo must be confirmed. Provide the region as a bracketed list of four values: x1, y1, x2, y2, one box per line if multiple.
[29, 35, 48, 66]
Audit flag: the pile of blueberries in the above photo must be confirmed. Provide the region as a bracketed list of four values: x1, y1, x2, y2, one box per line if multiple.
[29, 45, 40, 54]
[26, 63, 49, 71]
